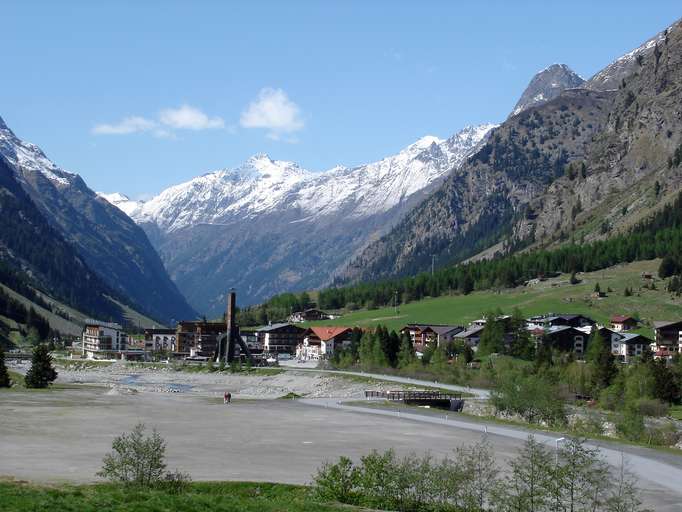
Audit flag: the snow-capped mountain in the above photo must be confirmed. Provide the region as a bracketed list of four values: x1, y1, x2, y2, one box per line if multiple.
[510, 64, 585, 117]
[0, 115, 196, 323]
[585, 25, 669, 91]
[102, 124, 495, 313]
[120, 124, 494, 233]
[0, 116, 77, 188]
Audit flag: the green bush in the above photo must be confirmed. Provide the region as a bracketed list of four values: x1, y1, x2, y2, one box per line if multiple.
[634, 398, 669, 418]
[97, 423, 191, 490]
[312, 456, 360, 505]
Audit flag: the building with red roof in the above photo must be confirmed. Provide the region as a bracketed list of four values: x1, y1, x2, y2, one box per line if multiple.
[297, 326, 353, 360]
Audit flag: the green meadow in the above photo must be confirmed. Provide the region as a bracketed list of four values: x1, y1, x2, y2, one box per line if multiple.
[309, 260, 680, 333]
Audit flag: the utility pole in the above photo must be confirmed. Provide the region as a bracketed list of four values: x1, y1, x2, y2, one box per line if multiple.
[431, 254, 435, 276]
[394, 290, 399, 315]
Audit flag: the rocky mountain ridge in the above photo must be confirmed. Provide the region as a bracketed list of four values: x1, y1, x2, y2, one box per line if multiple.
[510, 63, 585, 117]
[343, 18, 682, 284]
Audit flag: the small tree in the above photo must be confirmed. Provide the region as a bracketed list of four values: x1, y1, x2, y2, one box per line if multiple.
[586, 329, 616, 391]
[505, 436, 554, 512]
[24, 344, 57, 388]
[455, 437, 501, 510]
[312, 456, 360, 505]
[397, 333, 416, 369]
[553, 438, 609, 511]
[0, 346, 11, 388]
[478, 311, 505, 356]
[98, 423, 167, 487]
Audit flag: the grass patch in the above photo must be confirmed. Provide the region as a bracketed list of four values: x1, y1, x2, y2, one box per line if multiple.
[57, 360, 115, 370]
[670, 405, 682, 421]
[279, 392, 303, 399]
[0, 480, 350, 512]
[1, 370, 101, 393]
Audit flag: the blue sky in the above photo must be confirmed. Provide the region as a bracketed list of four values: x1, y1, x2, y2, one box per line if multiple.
[2, 1, 680, 199]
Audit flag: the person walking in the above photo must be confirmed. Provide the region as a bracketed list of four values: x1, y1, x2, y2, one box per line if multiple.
[227, 392, 232, 404]
[223, 391, 228, 404]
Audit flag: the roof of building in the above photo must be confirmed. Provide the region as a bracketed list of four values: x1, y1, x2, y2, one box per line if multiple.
[402, 324, 462, 335]
[545, 325, 585, 336]
[619, 332, 652, 344]
[611, 315, 637, 323]
[84, 319, 123, 330]
[257, 323, 305, 332]
[653, 320, 682, 329]
[430, 325, 464, 336]
[308, 326, 352, 341]
[454, 326, 485, 338]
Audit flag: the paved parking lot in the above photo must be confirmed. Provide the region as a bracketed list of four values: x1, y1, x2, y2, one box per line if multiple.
[1, 388, 681, 511]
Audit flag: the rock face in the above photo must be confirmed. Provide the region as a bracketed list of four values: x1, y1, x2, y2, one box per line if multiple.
[510, 64, 585, 117]
[104, 125, 495, 314]
[0, 116, 196, 324]
[343, 18, 682, 284]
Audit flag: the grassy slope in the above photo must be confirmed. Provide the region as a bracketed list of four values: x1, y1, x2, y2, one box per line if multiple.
[0, 284, 163, 346]
[309, 259, 678, 333]
[0, 481, 349, 512]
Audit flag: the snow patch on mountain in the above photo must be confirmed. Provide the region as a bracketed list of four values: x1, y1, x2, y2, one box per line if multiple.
[96, 192, 141, 216]
[0, 116, 77, 187]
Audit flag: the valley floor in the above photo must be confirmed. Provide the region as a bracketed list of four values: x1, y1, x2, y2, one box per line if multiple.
[2, 366, 682, 510]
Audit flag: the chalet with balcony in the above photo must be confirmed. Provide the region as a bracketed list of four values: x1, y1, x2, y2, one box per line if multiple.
[652, 320, 682, 359]
[257, 323, 307, 355]
[298, 326, 353, 360]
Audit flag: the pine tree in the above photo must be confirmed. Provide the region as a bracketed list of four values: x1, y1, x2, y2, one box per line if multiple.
[509, 307, 534, 360]
[586, 330, 616, 391]
[24, 344, 57, 389]
[478, 312, 505, 357]
[397, 333, 416, 369]
[0, 346, 11, 388]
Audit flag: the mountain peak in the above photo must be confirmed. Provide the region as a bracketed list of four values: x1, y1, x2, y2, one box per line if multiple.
[510, 63, 585, 117]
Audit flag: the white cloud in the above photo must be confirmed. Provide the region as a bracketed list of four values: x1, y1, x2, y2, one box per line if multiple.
[93, 105, 224, 137]
[240, 88, 304, 139]
[159, 105, 224, 130]
[92, 116, 157, 135]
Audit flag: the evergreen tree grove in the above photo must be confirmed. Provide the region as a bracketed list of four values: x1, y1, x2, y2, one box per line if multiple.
[24, 344, 57, 389]
[0, 346, 11, 388]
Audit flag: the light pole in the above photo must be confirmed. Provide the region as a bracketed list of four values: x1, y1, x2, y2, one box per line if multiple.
[555, 437, 566, 465]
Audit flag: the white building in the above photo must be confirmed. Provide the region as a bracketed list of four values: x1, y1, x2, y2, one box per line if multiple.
[82, 320, 140, 360]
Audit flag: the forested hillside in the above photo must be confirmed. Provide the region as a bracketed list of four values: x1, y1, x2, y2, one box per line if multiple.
[0, 116, 196, 324]
[0, 156, 124, 322]
[239, 190, 682, 324]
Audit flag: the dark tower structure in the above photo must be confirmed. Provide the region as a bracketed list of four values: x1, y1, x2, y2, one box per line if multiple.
[216, 289, 252, 364]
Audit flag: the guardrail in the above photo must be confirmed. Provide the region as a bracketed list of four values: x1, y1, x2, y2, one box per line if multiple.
[365, 389, 462, 401]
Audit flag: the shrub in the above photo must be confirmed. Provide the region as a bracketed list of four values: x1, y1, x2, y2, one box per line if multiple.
[635, 398, 669, 417]
[312, 456, 360, 505]
[97, 423, 191, 490]
[97, 423, 167, 486]
[158, 469, 192, 494]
